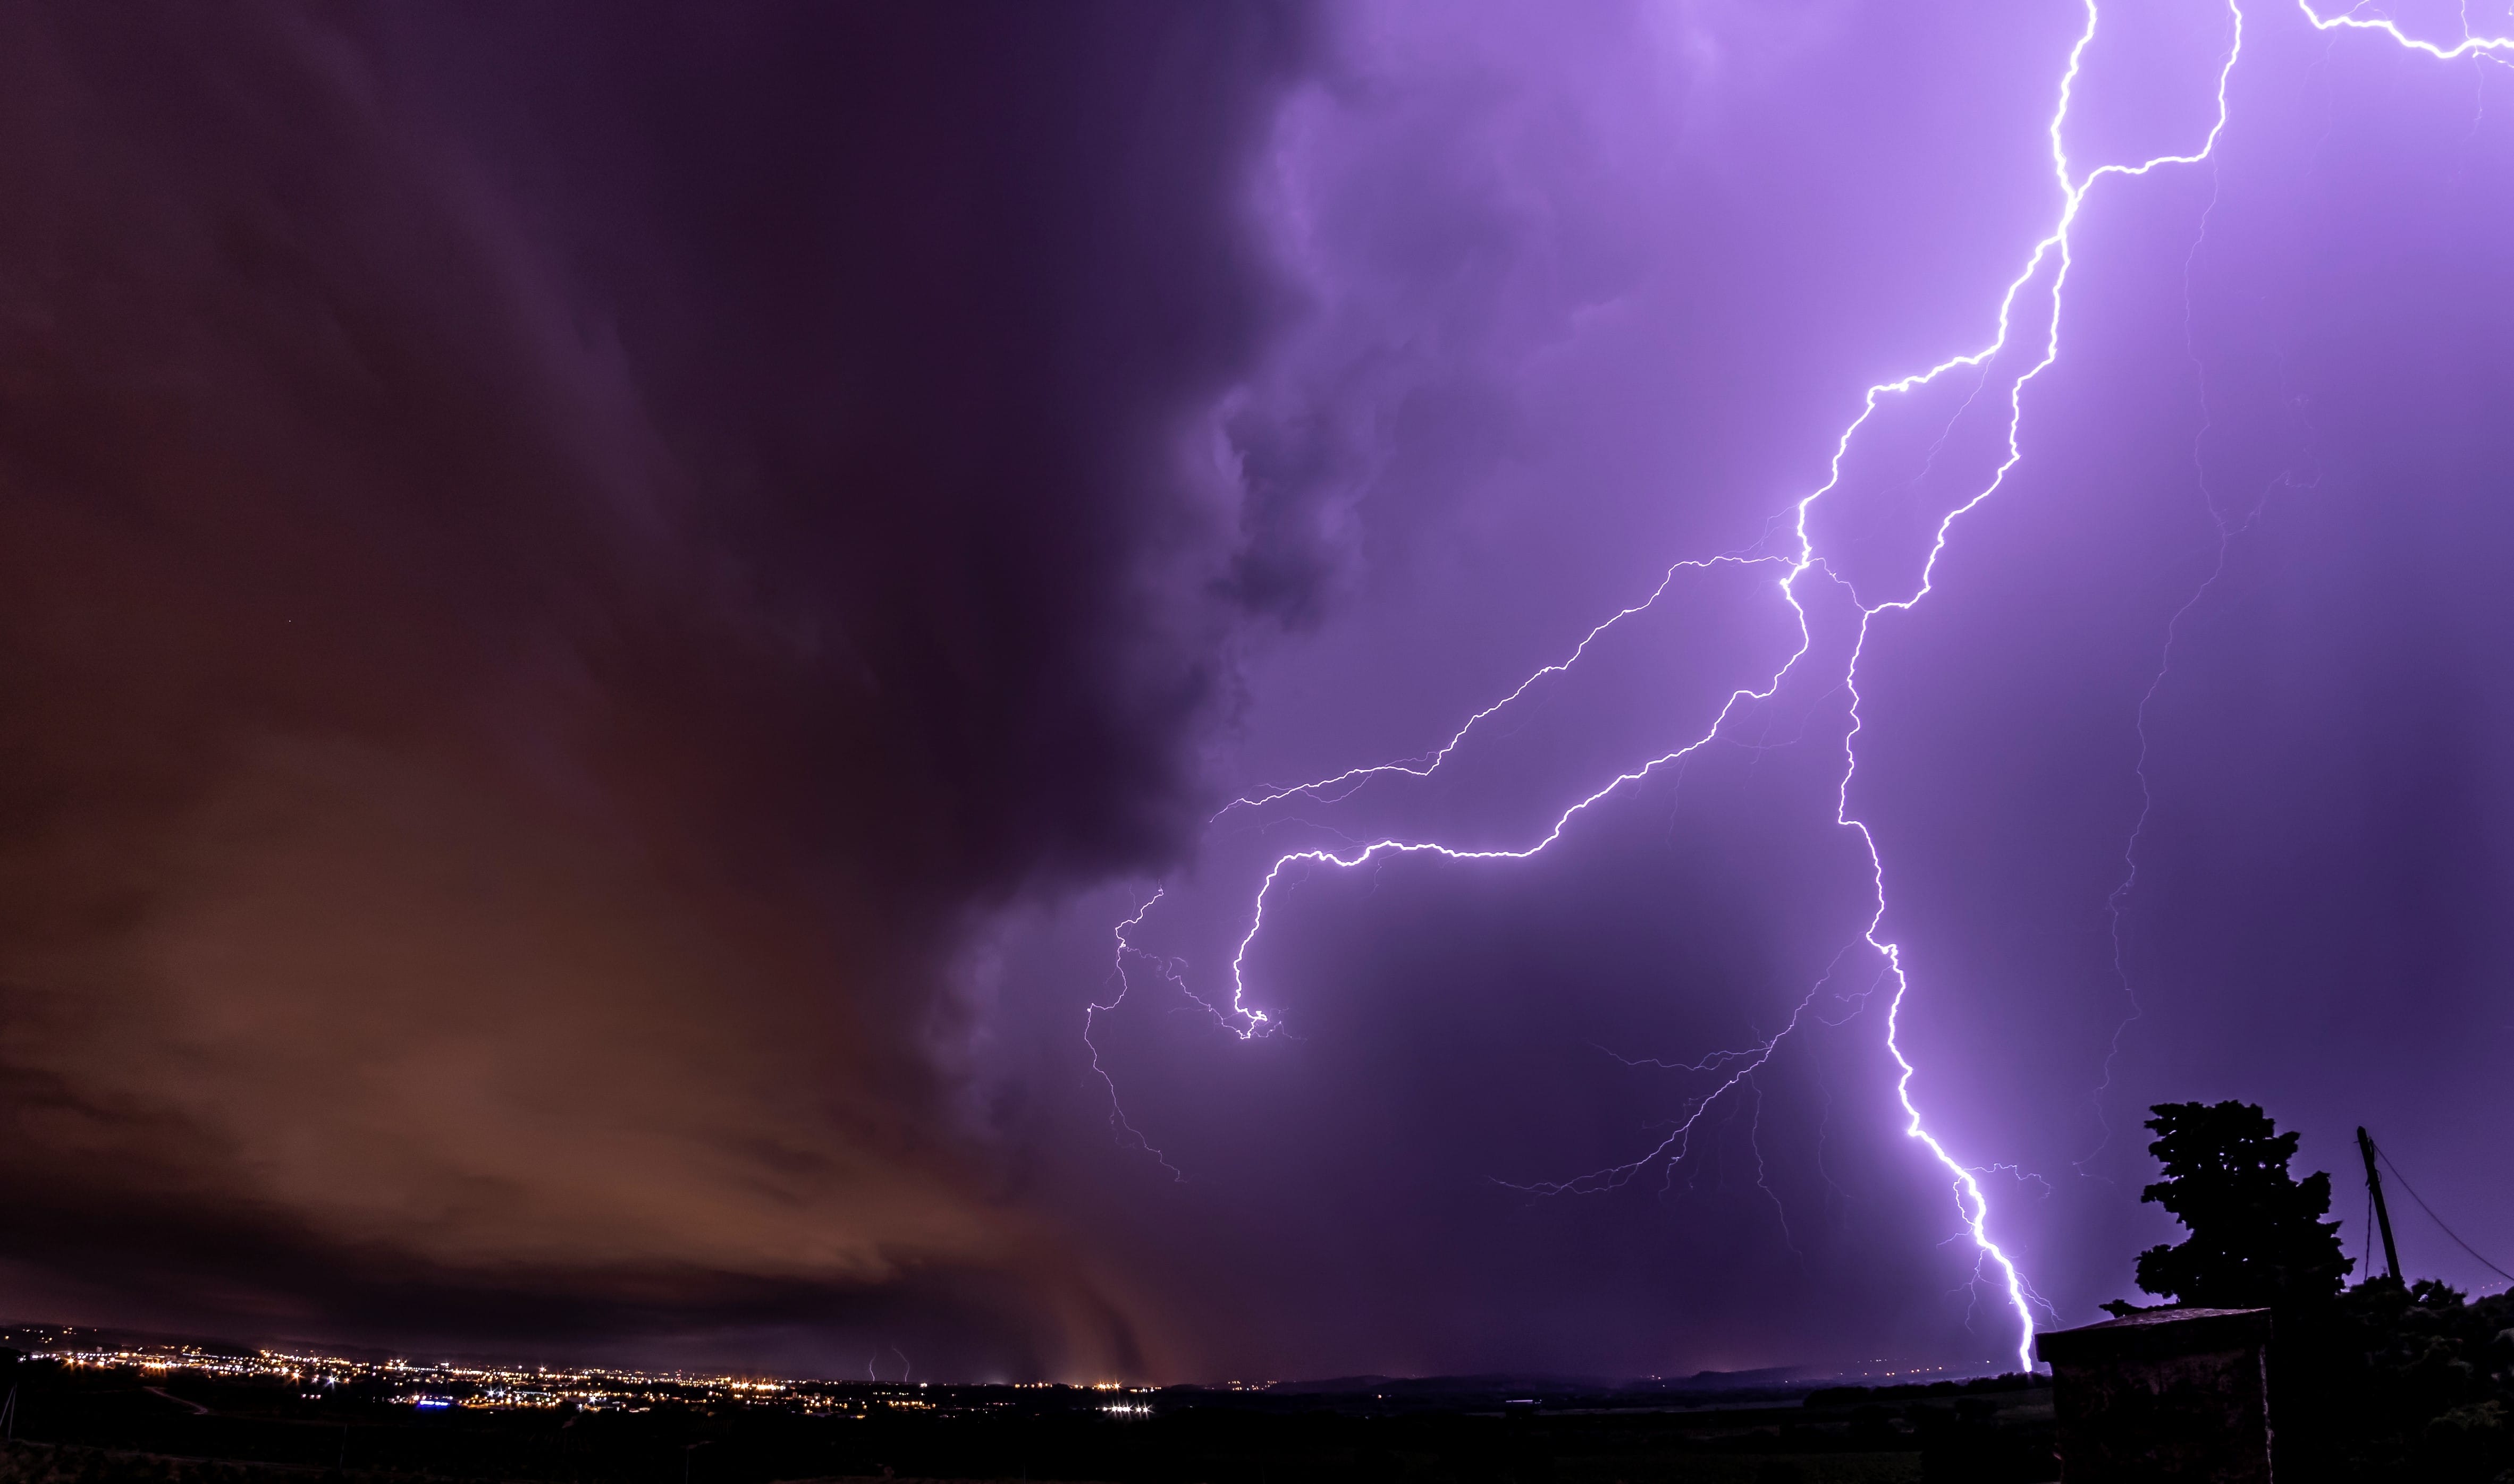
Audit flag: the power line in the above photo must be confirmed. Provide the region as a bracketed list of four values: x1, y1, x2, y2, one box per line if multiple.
[2370, 1141, 2514, 1286]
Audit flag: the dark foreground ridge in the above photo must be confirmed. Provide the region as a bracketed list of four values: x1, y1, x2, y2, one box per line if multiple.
[0, 1326, 2059, 1483]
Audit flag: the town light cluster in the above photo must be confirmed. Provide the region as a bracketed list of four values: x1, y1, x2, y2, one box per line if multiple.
[26, 1338, 994, 1418]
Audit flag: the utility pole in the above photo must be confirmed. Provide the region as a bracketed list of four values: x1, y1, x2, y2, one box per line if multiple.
[2357, 1126, 2402, 1283]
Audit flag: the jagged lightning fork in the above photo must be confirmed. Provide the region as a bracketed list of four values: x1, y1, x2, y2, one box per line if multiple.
[1211, 555, 1786, 819]
[1109, 0, 2244, 1377]
[1213, 609, 1813, 1035]
[2079, 0, 2513, 1153]
[1774, 0, 2244, 1371]
[1093, 892, 1184, 1180]
[2085, 0, 2495, 1157]
[2299, 0, 2514, 56]
[1745, 1078, 1800, 1255]
[1504, 988, 1829, 1198]
[1597, 1044, 1771, 1074]
[1533, 943, 1874, 1197]
[2086, 159, 2233, 1168]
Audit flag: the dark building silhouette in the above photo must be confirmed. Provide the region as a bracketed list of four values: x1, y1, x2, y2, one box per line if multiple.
[2036, 1307, 2272, 1483]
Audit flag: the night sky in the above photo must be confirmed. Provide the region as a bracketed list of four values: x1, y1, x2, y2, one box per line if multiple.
[1, 0, 2509, 1386]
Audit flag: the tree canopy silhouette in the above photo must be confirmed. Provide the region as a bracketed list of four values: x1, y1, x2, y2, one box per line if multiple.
[2125, 1100, 2352, 1311]
[2102, 1099, 2512, 1479]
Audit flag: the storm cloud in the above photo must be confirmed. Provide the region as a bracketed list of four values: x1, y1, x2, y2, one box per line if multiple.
[0, 0, 1310, 1376]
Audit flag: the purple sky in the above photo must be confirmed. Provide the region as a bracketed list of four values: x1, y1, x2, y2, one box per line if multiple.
[0, 0, 2508, 1384]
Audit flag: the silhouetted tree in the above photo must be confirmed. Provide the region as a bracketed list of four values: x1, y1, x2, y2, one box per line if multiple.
[2127, 1100, 2352, 1311]
[2106, 1099, 2514, 1480]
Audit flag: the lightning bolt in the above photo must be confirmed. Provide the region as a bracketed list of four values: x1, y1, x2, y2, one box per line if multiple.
[2299, 0, 2514, 57]
[1096, 0, 2507, 1374]
[1211, 555, 1785, 819]
[1089, 891, 1185, 1180]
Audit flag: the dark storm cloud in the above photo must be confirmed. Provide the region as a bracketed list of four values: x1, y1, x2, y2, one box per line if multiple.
[0, 0, 1311, 1373]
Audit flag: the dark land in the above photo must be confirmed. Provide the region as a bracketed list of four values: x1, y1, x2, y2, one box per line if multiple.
[0, 1334, 2062, 1484]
